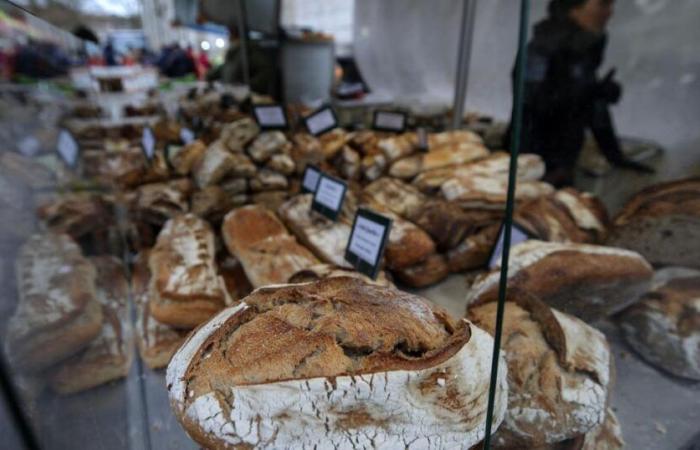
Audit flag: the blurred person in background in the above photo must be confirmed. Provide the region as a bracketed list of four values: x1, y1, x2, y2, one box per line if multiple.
[103, 40, 117, 66]
[506, 0, 654, 187]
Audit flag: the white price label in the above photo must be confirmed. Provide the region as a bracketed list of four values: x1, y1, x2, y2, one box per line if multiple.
[302, 166, 321, 193]
[488, 224, 530, 269]
[314, 176, 345, 212]
[57, 129, 79, 167]
[374, 111, 406, 131]
[305, 108, 337, 136]
[417, 127, 428, 150]
[180, 127, 195, 144]
[348, 216, 387, 265]
[254, 105, 287, 128]
[142, 127, 155, 161]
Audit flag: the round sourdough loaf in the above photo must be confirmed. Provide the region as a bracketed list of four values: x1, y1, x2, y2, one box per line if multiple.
[167, 277, 507, 449]
[466, 240, 653, 322]
[468, 293, 613, 449]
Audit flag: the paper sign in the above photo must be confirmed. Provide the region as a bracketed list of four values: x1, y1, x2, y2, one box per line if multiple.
[301, 164, 321, 193]
[417, 127, 429, 151]
[141, 127, 155, 162]
[57, 129, 79, 168]
[488, 222, 532, 269]
[345, 208, 392, 279]
[253, 104, 288, 130]
[304, 106, 338, 136]
[373, 110, 407, 133]
[311, 174, 347, 221]
[180, 127, 195, 144]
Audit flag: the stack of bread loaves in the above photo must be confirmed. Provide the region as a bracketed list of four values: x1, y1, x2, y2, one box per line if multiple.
[5, 234, 133, 393]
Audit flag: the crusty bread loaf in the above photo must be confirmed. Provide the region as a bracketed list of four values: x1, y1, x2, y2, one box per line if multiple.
[220, 117, 259, 152]
[363, 177, 427, 218]
[427, 129, 483, 149]
[319, 128, 349, 159]
[288, 263, 393, 287]
[468, 293, 612, 448]
[606, 177, 700, 268]
[136, 178, 193, 226]
[290, 133, 324, 175]
[7, 233, 103, 372]
[194, 140, 255, 188]
[579, 408, 624, 450]
[37, 192, 112, 240]
[278, 194, 353, 268]
[618, 274, 700, 380]
[442, 175, 554, 209]
[167, 277, 507, 449]
[49, 256, 133, 394]
[247, 131, 289, 163]
[169, 139, 206, 175]
[222, 205, 320, 288]
[133, 252, 188, 369]
[249, 169, 288, 192]
[149, 214, 227, 328]
[515, 194, 604, 244]
[389, 143, 489, 179]
[393, 253, 450, 288]
[378, 132, 417, 162]
[466, 240, 653, 321]
[412, 152, 545, 194]
[446, 223, 501, 272]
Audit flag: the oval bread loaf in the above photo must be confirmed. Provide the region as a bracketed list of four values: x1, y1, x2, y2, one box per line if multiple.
[167, 277, 507, 449]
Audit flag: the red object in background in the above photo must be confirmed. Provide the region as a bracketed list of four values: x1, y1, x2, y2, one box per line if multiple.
[195, 52, 210, 80]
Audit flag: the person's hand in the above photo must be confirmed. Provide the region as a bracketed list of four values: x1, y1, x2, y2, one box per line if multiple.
[614, 158, 656, 174]
[597, 69, 622, 104]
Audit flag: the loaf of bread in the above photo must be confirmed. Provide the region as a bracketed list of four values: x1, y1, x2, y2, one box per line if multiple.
[220, 117, 259, 152]
[378, 132, 417, 162]
[37, 192, 112, 241]
[136, 178, 193, 226]
[618, 273, 700, 380]
[266, 153, 295, 176]
[319, 128, 349, 159]
[579, 408, 624, 450]
[290, 133, 324, 175]
[249, 169, 288, 192]
[166, 277, 507, 449]
[363, 177, 427, 218]
[468, 293, 612, 448]
[428, 129, 483, 149]
[247, 131, 289, 163]
[168, 139, 206, 175]
[393, 253, 450, 287]
[133, 252, 188, 369]
[7, 233, 103, 372]
[389, 142, 488, 179]
[606, 177, 700, 268]
[412, 152, 546, 194]
[194, 140, 255, 188]
[149, 214, 227, 328]
[466, 240, 653, 321]
[49, 256, 133, 394]
[442, 175, 554, 209]
[222, 205, 320, 288]
[515, 189, 608, 244]
[446, 222, 502, 272]
[288, 263, 393, 287]
[277, 194, 353, 268]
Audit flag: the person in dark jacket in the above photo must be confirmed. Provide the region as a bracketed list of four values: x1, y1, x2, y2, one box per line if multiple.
[506, 0, 653, 187]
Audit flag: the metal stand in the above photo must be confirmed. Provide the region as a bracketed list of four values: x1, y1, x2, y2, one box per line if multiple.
[450, 0, 478, 130]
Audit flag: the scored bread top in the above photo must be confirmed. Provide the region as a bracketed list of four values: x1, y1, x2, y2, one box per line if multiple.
[168, 277, 468, 406]
[149, 214, 224, 303]
[614, 177, 700, 225]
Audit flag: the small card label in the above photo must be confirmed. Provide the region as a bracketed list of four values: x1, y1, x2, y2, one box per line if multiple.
[373, 110, 407, 133]
[488, 222, 532, 269]
[417, 127, 429, 151]
[141, 127, 155, 162]
[253, 104, 288, 130]
[345, 208, 392, 279]
[57, 129, 79, 168]
[301, 164, 321, 193]
[180, 127, 195, 144]
[165, 144, 182, 169]
[304, 106, 338, 136]
[311, 174, 347, 221]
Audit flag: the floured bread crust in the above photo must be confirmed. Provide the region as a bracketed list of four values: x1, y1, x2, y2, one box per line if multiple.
[7, 233, 103, 372]
[222, 205, 320, 288]
[278, 194, 353, 268]
[619, 276, 700, 380]
[49, 256, 133, 394]
[135, 178, 193, 225]
[442, 175, 554, 207]
[167, 277, 507, 449]
[468, 294, 611, 448]
[37, 193, 112, 239]
[364, 177, 427, 218]
[169, 140, 206, 175]
[149, 214, 226, 328]
[393, 253, 450, 288]
[389, 143, 488, 179]
[466, 240, 653, 321]
[133, 252, 189, 369]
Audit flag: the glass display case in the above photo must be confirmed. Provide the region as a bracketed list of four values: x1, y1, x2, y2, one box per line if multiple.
[0, 1, 698, 449]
